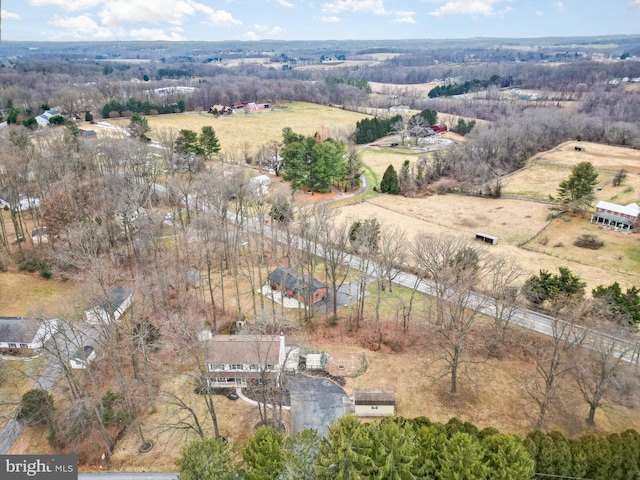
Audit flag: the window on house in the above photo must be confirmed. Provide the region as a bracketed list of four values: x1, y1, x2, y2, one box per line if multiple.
[371, 406, 379, 410]
[265, 364, 274, 370]
[230, 364, 243, 371]
[20, 344, 28, 349]
[8, 343, 17, 348]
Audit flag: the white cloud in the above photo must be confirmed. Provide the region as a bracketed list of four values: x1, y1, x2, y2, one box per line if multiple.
[28, 0, 101, 11]
[274, 0, 295, 7]
[128, 28, 186, 41]
[552, 1, 564, 11]
[204, 9, 242, 26]
[428, 0, 506, 18]
[536, 10, 544, 16]
[97, 0, 239, 28]
[2, 10, 22, 20]
[394, 11, 416, 23]
[628, 0, 640, 9]
[49, 14, 112, 38]
[244, 25, 284, 40]
[320, 15, 342, 22]
[322, 0, 386, 15]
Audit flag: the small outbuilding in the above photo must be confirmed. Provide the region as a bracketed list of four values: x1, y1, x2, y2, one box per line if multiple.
[475, 232, 498, 245]
[353, 389, 396, 417]
[70, 345, 96, 369]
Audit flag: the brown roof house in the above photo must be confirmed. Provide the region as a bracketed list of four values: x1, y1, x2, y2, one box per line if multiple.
[268, 268, 328, 305]
[206, 333, 299, 388]
[0, 317, 59, 354]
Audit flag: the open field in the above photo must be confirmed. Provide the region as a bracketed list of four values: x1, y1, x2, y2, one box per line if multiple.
[369, 81, 438, 97]
[0, 272, 80, 318]
[100, 102, 372, 154]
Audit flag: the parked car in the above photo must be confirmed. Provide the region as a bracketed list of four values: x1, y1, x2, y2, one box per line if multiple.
[226, 390, 239, 401]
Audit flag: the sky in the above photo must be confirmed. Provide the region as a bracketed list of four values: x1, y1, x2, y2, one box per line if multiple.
[1, 0, 639, 43]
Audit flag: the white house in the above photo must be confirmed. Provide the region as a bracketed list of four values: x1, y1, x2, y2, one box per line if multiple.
[590, 201, 640, 232]
[206, 333, 297, 388]
[0, 317, 59, 354]
[35, 108, 61, 127]
[69, 345, 96, 369]
[85, 286, 133, 325]
[249, 174, 271, 197]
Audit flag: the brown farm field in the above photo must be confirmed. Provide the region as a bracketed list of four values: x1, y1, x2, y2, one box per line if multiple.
[101, 102, 372, 153]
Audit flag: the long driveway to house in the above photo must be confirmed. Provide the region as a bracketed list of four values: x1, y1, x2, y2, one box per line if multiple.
[290, 374, 347, 437]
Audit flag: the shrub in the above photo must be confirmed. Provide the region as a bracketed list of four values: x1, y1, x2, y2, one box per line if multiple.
[108, 111, 120, 118]
[574, 234, 604, 250]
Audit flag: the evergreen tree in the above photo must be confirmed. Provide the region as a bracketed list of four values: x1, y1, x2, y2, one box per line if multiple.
[241, 426, 285, 480]
[127, 113, 151, 141]
[176, 436, 237, 480]
[17, 389, 54, 426]
[482, 434, 535, 480]
[199, 126, 221, 160]
[437, 432, 488, 479]
[557, 161, 599, 204]
[380, 164, 401, 194]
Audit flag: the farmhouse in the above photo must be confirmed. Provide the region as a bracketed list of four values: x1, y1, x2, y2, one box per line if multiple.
[206, 333, 299, 388]
[353, 389, 396, 417]
[84, 286, 133, 325]
[35, 108, 61, 127]
[590, 201, 640, 232]
[69, 345, 96, 369]
[268, 267, 328, 305]
[0, 317, 59, 354]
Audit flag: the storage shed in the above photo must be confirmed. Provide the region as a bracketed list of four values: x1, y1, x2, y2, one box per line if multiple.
[475, 232, 498, 245]
[353, 389, 396, 417]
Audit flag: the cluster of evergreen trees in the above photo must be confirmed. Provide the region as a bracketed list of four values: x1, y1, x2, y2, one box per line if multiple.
[177, 415, 640, 479]
[353, 114, 403, 144]
[428, 75, 511, 98]
[325, 77, 371, 92]
[593, 282, 640, 326]
[101, 97, 186, 118]
[280, 127, 348, 193]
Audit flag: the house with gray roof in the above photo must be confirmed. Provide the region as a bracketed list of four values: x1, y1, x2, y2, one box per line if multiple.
[0, 317, 59, 354]
[268, 267, 327, 305]
[84, 286, 133, 325]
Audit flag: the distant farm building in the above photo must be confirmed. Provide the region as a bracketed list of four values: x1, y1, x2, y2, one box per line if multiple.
[590, 201, 640, 232]
[79, 129, 98, 139]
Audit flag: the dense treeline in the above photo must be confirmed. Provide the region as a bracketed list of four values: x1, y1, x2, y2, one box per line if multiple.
[101, 97, 186, 118]
[177, 415, 640, 479]
[325, 77, 370, 92]
[428, 75, 512, 98]
[353, 114, 402, 144]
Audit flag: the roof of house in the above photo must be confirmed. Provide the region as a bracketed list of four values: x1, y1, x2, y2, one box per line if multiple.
[354, 389, 395, 405]
[101, 286, 131, 311]
[595, 201, 640, 218]
[71, 345, 95, 361]
[0, 317, 44, 344]
[207, 334, 281, 365]
[268, 268, 326, 296]
[353, 388, 396, 405]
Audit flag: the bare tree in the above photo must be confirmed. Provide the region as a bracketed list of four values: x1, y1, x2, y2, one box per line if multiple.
[525, 299, 588, 429]
[574, 324, 633, 425]
[413, 234, 488, 394]
[485, 254, 523, 339]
